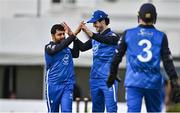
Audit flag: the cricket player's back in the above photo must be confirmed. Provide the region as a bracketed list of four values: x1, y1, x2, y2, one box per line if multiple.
[124, 25, 165, 89]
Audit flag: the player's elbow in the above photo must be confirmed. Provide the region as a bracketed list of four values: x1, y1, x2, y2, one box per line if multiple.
[72, 54, 79, 58]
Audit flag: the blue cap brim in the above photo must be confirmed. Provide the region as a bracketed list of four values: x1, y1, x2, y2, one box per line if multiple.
[87, 18, 98, 23]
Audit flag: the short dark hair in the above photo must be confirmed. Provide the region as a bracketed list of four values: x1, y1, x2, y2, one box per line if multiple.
[51, 24, 65, 35]
[138, 3, 157, 24]
[98, 17, 110, 25]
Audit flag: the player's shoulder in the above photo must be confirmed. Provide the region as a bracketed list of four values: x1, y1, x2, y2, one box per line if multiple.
[123, 27, 138, 37]
[126, 26, 138, 32]
[154, 27, 166, 37]
[109, 32, 120, 38]
[45, 41, 55, 50]
[121, 27, 137, 37]
[107, 29, 121, 38]
[156, 28, 165, 34]
[106, 29, 117, 35]
[45, 41, 51, 47]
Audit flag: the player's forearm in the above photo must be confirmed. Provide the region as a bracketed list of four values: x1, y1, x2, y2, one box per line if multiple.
[61, 35, 76, 48]
[161, 34, 178, 80]
[110, 32, 127, 75]
[92, 33, 119, 45]
[76, 38, 92, 51]
[46, 36, 76, 55]
[83, 28, 93, 37]
[110, 54, 121, 76]
[71, 39, 79, 58]
[163, 59, 178, 80]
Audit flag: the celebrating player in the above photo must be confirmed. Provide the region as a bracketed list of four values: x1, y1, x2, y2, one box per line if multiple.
[44, 22, 80, 112]
[106, 3, 179, 112]
[76, 10, 120, 112]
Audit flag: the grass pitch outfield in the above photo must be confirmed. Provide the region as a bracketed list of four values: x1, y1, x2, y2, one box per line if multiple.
[166, 103, 180, 112]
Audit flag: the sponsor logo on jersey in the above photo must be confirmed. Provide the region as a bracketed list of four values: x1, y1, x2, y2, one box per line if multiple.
[62, 54, 69, 65]
[93, 44, 99, 55]
[138, 28, 153, 37]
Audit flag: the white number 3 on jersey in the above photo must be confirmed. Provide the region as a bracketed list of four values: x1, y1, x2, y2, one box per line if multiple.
[137, 39, 152, 62]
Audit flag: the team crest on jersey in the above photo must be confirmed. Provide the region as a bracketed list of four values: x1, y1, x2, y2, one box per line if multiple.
[62, 54, 69, 65]
[138, 28, 153, 37]
[93, 44, 99, 55]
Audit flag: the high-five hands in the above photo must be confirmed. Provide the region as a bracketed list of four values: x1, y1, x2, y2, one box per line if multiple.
[75, 21, 93, 37]
[62, 21, 93, 38]
[74, 21, 85, 36]
[81, 22, 94, 37]
[61, 22, 74, 36]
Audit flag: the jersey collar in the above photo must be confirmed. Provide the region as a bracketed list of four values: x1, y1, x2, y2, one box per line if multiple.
[100, 28, 111, 35]
[139, 24, 155, 28]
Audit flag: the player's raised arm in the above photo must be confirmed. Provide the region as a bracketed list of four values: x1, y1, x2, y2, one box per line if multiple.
[81, 16, 120, 45]
[74, 21, 85, 36]
[45, 23, 76, 55]
[73, 21, 92, 52]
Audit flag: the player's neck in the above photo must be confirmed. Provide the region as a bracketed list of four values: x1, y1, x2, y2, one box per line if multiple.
[100, 26, 108, 34]
[139, 20, 153, 26]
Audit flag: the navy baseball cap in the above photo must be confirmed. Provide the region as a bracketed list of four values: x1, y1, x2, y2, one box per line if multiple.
[87, 10, 108, 23]
[138, 3, 157, 23]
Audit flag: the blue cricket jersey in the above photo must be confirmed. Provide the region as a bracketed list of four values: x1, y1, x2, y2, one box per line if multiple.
[91, 30, 117, 79]
[124, 26, 164, 89]
[45, 47, 75, 85]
